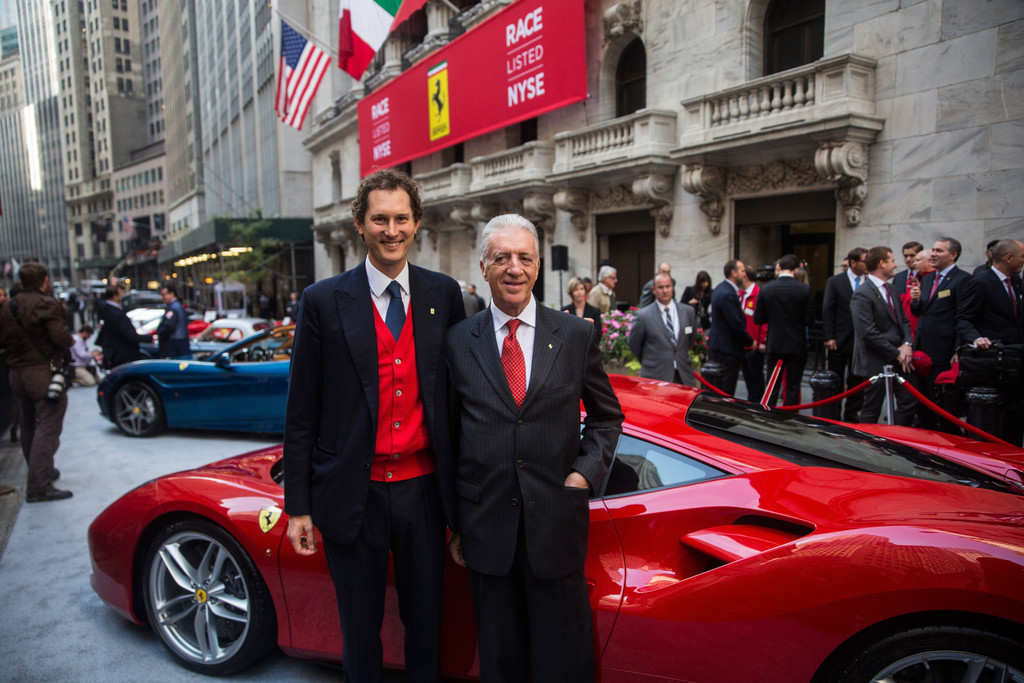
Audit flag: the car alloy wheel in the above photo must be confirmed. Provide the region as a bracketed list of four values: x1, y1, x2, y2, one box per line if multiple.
[113, 381, 164, 437]
[143, 520, 276, 675]
[870, 650, 1024, 682]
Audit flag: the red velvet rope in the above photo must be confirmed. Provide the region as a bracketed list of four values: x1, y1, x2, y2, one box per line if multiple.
[693, 371, 731, 396]
[897, 376, 1014, 446]
[776, 379, 873, 411]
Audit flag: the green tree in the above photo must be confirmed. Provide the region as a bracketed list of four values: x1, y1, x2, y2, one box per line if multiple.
[222, 216, 279, 285]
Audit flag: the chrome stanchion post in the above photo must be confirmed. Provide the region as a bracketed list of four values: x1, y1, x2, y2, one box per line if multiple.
[883, 364, 896, 426]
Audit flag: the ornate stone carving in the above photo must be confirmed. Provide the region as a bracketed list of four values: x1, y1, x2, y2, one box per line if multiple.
[726, 158, 822, 195]
[554, 188, 589, 242]
[471, 201, 497, 224]
[815, 142, 869, 226]
[682, 164, 725, 235]
[632, 173, 674, 236]
[589, 184, 641, 211]
[449, 203, 476, 229]
[328, 150, 340, 172]
[522, 191, 556, 232]
[604, 1, 643, 43]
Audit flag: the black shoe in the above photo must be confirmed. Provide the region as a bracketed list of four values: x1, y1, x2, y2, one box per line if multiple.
[52, 468, 60, 482]
[26, 488, 73, 503]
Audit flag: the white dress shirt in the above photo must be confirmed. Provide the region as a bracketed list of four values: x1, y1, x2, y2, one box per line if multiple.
[365, 258, 410, 321]
[491, 295, 537, 388]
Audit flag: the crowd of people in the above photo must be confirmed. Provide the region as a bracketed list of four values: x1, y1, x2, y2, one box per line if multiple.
[620, 238, 1023, 446]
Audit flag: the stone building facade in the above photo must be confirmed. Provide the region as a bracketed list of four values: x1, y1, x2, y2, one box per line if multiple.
[301, 0, 1023, 309]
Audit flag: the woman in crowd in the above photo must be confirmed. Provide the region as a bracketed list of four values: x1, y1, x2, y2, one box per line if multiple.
[562, 276, 603, 333]
[681, 271, 712, 330]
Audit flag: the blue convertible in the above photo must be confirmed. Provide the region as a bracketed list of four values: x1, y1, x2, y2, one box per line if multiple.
[97, 325, 294, 437]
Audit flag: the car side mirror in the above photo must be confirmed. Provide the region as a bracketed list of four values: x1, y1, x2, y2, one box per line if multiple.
[215, 354, 231, 369]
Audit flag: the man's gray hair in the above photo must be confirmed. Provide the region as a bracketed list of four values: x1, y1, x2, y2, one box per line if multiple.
[598, 265, 617, 281]
[478, 214, 540, 263]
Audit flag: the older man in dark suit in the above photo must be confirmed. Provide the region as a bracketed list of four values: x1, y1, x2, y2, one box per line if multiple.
[447, 214, 623, 682]
[628, 272, 697, 386]
[909, 237, 970, 428]
[707, 259, 752, 396]
[956, 238, 1024, 445]
[851, 246, 917, 425]
[283, 170, 465, 683]
[822, 248, 868, 421]
[754, 254, 815, 406]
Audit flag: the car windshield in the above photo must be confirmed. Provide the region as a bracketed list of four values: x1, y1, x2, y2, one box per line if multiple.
[685, 395, 1019, 495]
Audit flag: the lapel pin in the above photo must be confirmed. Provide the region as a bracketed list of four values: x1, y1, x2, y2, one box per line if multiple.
[548, 343, 552, 349]
[430, 308, 435, 315]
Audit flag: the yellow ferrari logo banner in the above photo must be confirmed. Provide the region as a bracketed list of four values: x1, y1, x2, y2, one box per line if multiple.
[428, 61, 450, 142]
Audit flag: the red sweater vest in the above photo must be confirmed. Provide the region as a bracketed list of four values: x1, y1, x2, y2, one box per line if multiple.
[371, 304, 434, 482]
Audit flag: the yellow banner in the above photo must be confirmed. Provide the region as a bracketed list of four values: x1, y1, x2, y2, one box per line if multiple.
[428, 61, 450, 142]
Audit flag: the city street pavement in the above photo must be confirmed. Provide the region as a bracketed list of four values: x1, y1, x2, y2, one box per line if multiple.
[0, 385, 343, 682]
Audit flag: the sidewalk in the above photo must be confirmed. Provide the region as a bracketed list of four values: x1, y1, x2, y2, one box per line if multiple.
[0, 441, 25, 562]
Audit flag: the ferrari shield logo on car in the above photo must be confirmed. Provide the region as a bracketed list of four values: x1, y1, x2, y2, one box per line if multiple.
[178, 362, 188, 371]
[259, 506, 282, 533]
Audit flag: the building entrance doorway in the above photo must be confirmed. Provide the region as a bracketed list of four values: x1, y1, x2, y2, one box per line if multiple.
[735, 191, 835, 319]
[595, 210, 654, 308]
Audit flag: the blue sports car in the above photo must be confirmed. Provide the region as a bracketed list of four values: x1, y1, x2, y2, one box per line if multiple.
[97, 325, 294, 437]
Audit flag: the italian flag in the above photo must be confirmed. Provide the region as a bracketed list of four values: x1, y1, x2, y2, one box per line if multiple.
[339, 0, 427, 79]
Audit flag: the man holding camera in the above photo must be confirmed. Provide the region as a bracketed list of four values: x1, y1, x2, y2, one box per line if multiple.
[0, 263, 74, 502]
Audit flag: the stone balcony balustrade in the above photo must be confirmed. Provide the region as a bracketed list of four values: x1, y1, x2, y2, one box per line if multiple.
[549, 108, 677, 184]
[469, 141, 554, 193]
[417, 163, 473, 203]
[675, 54, 882, 164]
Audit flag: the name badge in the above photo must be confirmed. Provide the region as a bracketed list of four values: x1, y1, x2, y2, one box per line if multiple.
[937, 290, 951, 299]
[744, 307, 754, 316]
[684, 326, 693, 334]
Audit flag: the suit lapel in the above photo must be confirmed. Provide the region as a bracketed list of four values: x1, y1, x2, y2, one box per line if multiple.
[335, 263, 379, 428]
[410, 266, 439, 421]
[468, 310, 520, 414]
[525, 307, 562, 409]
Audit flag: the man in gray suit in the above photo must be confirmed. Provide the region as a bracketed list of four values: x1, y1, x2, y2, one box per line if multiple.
[628, 272, 697, 386]
[446, 214, 623, 682]
[851, 245, 917, 424]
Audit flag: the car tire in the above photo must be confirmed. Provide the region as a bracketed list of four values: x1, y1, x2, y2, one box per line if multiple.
[829, 625, 1024, 683]
[142, 519, 277, 675]
[113, 381, 165, 437]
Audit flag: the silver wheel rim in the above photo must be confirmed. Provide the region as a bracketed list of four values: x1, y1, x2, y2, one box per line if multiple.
[871, 650, 1024, 683]
[114, 384, 158, 435]
[148, 530, 252, 667]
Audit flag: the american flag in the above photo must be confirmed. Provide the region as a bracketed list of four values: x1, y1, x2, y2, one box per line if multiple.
[276, 21, 331, 131]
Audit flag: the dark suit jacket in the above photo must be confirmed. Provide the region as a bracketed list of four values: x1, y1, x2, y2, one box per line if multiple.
[627, 301, 697, 385]
[561, 302, 602, 336]
[447, 304, 623, 580]
[822, 272, 856, 352]
[708, 281, 751, 356]
[851, 280, 912, 377]
[95, 300, 142, 368]
[910, 266, 970, 368]
[957, 269, 1023, 345]
[283, 261, 465, 544]
[753, 275, 813, 355]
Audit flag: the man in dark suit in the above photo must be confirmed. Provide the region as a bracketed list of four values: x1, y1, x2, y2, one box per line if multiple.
[638, 261, 675, 308]
[95, 285, 142, 369]
[707, 259, 752, 396]
[283, 170, 465, 683]
[447, 214, 623, 682]
[822, 248, 868, 421]
[628, 272, 697, 386]
[956, 238, 1024, 445]
[891, 240, 924, 297]
[851, 246, 917, 425]
[754, 254, 814, 406]
[909, 237, 970, 428]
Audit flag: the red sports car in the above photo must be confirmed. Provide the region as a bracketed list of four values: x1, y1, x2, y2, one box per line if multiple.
[87, 376, 1024, 682]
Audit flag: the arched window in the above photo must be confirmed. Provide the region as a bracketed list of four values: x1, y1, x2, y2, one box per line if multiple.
[765, 0, 824, 75]
[615, 37, 646, 117]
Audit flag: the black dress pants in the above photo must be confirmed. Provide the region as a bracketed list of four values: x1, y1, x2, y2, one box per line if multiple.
[322, 474, 445, 683]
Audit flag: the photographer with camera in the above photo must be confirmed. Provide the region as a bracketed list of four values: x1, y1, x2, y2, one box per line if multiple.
[0, 263, 74, 502]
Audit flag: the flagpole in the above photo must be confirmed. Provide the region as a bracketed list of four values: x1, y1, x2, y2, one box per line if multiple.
[273, 7, 340, 59]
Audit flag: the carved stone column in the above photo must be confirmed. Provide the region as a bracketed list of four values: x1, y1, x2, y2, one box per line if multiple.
[815, 142, 868, 226]
[553, 188, 589, 242]
[632, 173, 674, 237]
[681, 164, 725, 235]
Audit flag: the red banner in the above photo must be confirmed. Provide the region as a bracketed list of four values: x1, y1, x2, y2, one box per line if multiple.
[358, 0, 586, 175]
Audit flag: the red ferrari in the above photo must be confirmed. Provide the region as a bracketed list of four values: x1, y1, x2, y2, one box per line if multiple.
[88, 376, 1024, 682]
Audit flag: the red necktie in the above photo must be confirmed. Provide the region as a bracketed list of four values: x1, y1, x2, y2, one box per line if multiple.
[884, 283, 897, 321]
[1007, 278, 1019, 319]
[502, 319, 526, 408]
[929, 272, 942, 298]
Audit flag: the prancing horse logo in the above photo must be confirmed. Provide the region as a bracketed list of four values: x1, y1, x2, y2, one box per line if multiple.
[259, 506, 282, 533]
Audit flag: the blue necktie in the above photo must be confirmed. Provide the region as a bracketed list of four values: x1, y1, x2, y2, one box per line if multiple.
[385, 280, 405, 341]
